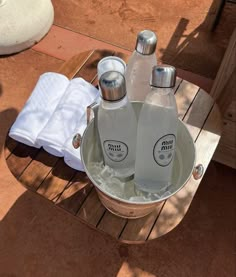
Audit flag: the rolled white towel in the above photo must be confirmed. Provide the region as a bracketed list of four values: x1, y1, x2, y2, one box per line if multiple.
[36, 78, 99, 157]
[9, 72, 69, 147]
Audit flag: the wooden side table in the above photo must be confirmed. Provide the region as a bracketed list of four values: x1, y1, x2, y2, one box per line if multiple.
[4, 49, 222, 243]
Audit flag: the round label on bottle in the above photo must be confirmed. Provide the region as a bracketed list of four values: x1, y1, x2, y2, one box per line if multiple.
[103, 140, 128, 162]
[153, 134, 176, 167]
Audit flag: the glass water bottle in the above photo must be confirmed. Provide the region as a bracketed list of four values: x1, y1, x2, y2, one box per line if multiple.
[125, 30, 157, 102]
[134, 65, 178, 193]
[98, 71, 137, 178]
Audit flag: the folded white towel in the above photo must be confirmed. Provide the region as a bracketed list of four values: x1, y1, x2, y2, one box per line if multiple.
[9, 72, 70, 147]
[36, 78, 99, 157]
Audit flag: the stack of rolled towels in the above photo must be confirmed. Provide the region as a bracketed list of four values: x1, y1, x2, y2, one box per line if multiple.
[9, 72, 99, 171]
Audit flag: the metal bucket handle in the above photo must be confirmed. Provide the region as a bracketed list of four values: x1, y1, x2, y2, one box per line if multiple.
[192, 164, 204, 180]
[72, 102, 99, 149]
[72, 101, 104, 165]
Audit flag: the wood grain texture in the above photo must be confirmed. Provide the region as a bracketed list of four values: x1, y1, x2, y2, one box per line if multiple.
[210, 27, 236, 168]
[220, 119, 236, 148]
[4, 136, 19, 159]
[216, 68, 236, 116]
[213, 143, 236, 168]
[58, 50, 94, 79]
[18, 149, 59, 191]
[36, 159, 77, 202]
[183, 89, 214, 139]
[6, 143, 39, 179]
[97, 212, 127, 239]
[225, 99, 236, 122]
[56, 172, 93, 215]
[119, 204, 163, 242]
[210, 28, 236, 110]
[175, 80, 200, 118]
[77, 188, 106, 226]
[73, 49, 115, 81]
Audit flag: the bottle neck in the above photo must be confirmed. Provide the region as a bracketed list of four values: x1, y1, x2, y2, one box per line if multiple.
[135, 50, 156, 57]
[151, 86, 174, 95]
[101, 95, 129, 110]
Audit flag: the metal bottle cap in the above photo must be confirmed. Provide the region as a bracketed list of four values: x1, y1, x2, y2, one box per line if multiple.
[151, 65, 176, 88]
[99, 71, 126, 101]
[135, 30, 157, 55]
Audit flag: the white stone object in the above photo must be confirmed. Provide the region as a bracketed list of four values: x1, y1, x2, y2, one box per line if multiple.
[0, 0, 54, 55]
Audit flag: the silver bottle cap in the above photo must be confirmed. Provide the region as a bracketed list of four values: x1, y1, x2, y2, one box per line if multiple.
[135, 30, 157, 55]
[99, 71, 126, 101]
[151, 65, 176, 88]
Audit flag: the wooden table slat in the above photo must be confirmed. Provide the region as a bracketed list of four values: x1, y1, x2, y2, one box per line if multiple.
[36, 159, 77, 202]
[97, 211, 127, 239]
[175, 80, 200, 119]
[6, 143, 39, 179]
[183, 89, 214, 140]
[18, 149, 59, 190]
[74, 49, 115, 82]
[77, 188, 106, 226]
[56, 171, 93, 215]
[173, 77, 182, 93]
[5, 136, 19, 159]
[58, 50, 95, 79]
[119, 204, 164, 242]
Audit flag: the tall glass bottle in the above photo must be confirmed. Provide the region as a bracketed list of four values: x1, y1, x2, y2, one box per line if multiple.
[134, 65, 178, 193]
[125, 30, 157, 102]
[98, 71, 137, 178]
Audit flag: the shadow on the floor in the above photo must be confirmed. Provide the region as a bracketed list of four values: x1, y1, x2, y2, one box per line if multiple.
[0, 108, 18, 155]
[0, 162, 235, 276]
[0, 189, 123, 276]
[161, 17, 222, 79]
[159, 0, 236, 78]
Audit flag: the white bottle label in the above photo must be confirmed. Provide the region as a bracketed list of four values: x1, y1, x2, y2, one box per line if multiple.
[153, 134, 176, 167]
[103, 140, 128, 162]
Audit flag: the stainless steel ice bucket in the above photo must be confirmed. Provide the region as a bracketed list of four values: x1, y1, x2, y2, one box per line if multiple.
[80, 102, 200, 219]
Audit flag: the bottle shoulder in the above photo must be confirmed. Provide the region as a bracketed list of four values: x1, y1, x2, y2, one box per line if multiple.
[98, 97, 137, 121]
[97, 97, 137, 134]
[144, 88, 177, 110]
[99, 96, 130, 110]
[126, 51, 157, 69]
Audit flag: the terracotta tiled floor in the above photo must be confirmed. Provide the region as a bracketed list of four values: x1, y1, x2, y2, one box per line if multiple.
[0, 1, 236, 276]
[50, 0, 236, 79]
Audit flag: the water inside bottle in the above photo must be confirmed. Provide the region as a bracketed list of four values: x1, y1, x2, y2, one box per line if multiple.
[134, 104, 178, 193]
